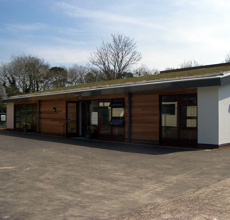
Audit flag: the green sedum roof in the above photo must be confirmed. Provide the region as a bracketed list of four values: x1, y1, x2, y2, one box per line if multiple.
[38, 63, 230, 94]
[5, 63, 230, 99]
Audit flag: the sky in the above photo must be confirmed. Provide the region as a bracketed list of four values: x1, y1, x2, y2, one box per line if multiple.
[0, 0, 230, 71]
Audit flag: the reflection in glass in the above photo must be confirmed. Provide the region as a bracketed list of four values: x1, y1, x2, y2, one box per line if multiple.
[90, 101, 98, 125]
[161, 95, 178, 140]
[99, 102, 111, 135]
[98, 99, 125, 137]
[180, 106, 197, 117]
[180, 94, 196, 105]
[32, 104, 37, 129]
[14, 104, 37, 131]
[67, 103, 77, 134]
[180, 129, 197, 141]
[112, 108, 124, 117]
[180, 119, 197, 128]
[161, 94, 197, 143]
[113, 126, 125, 136]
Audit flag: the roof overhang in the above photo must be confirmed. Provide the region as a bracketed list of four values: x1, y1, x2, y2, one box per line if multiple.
[2, 72, 230, 103]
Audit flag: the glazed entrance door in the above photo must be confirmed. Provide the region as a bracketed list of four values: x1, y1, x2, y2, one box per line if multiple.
[98, 100, 125, 140]
[160, 94, 197, 145]
[66, 102, 78, 136]
[161, 95, 178, 142]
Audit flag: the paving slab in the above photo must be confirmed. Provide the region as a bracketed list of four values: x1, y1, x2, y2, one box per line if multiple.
[1, 130, 230, 219]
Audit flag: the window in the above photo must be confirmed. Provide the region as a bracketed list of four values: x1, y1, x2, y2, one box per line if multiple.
[162, 104, 175, 115]
[98, 99, 125, 137]
[99, 101, 111, 135]
[90, 101, 98, 125]
[110, 99, 124, 107]
[109, 118, 124, 126]
[161, 94, 197, 143]
[180, 94, 197, 105]
[112, 108, 124, 117]
[0, 114, 7, 128]
[14, 104, 37, 131]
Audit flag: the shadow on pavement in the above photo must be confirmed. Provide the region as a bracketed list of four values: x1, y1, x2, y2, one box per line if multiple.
[0, 129, 200, 155]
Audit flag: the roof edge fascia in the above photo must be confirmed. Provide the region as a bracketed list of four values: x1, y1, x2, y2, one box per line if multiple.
[2, 72, 229, 103]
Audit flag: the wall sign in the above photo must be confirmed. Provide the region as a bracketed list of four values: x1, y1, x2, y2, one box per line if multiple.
[1, 115, 6, 122]
[91, 112, 98, 125]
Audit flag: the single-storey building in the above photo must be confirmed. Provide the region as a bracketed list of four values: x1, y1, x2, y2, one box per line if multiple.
[2, 63, 230, 148]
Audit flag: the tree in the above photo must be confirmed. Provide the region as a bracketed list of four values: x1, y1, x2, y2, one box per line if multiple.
[89, 34, 142, 80]
[68, 64, 88, 85]
[180, 60, 201, 68]
[0, 55, 50, 96]
[47, 67, 68, 89]
[0, 63, 20, 96]
[84, 67, 102, 83]
[0, 83, 6, 113]
[225, 53, 230, 63]
[123, 71, 134, 78]
[133, 64, 159, 77]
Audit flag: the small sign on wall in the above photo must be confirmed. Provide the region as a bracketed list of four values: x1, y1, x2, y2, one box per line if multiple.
[91, 112, 98, 125]
[1, 115, 6, 122]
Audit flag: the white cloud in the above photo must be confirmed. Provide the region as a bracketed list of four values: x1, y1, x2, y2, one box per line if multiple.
[1, 0, 230, 70]
[30, 46, 90, 66]
[56, 2, 164, 31]
[4, 23, 47, 32]
[0, 38, 90, 66]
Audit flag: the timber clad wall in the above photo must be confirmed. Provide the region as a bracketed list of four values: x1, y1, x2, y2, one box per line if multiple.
[39, 93, 160, 141]
[129, 93, 160, 143]
[40, 99, 66, 135]
[124, 94, 129, 140]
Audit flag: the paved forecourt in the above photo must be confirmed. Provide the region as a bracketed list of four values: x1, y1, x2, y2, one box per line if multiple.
[1, 130, 230, 220]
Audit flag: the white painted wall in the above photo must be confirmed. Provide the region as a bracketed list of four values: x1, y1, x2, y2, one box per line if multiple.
[7, 103, 14, 129]
[218, 83, 230, 145]
[198, 84, 230, 146]
[198, 86, 219, 145]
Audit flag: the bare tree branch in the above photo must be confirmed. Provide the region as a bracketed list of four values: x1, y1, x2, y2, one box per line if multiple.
[89, 34, 142, 80]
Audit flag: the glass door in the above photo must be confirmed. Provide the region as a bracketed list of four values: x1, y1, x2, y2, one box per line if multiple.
[160, 94, 197, 145]
[66, 102, 78, 136]
[161, 95, 178, 142]
[98, 99, 125, 140]
[99, 101, 111, 135]
[179, 95, 197, 143]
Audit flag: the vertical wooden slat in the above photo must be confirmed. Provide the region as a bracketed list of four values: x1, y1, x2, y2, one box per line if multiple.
[79, 101, 82, 136]
[37, 100, 40, 133]
[130, 94, 160, 142]
[128, 93, 131, 142]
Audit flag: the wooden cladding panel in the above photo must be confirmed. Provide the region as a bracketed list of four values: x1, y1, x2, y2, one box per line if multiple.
[124, 94, 129, 139]
[39, 99, 66, 134]
[130, 94, 159, 141]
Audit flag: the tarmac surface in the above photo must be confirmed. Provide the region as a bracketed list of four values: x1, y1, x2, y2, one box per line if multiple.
[1, 129, 230, 220]
[113, 178, 230, 220]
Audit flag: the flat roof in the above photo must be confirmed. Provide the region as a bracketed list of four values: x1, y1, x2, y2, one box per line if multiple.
[2, 63, 230, 103]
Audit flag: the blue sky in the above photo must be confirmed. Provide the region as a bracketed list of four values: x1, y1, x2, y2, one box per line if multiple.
[1, 0, 230, 70]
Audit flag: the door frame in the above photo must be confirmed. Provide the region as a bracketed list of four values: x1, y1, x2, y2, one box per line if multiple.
[160, 94, 197, 145]
[66, 101, 78, 137]
[97, 99, 125, 141]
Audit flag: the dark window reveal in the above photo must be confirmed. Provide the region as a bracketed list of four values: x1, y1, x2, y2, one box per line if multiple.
[109, 99, 124, 108]
[162, 104, 176, 115]
[109, 118, 124, 126]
